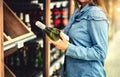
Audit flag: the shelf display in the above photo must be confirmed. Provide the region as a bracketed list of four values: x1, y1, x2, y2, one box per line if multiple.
[4, 0, 43, 38]
[51, 1, 68, 30]
[3, 2, 37, 77]
[5, 41, 44, 77]
[3, 2, 36, 52]
[1, 0, 74, 77]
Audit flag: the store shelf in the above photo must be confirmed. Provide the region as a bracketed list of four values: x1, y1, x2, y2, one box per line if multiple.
[50, 1, 68, 9]
[3, 2, 36, 52]
[50, 54, 64, 76]
[0, 0, 75, 77]
[4, 34, 36, 51]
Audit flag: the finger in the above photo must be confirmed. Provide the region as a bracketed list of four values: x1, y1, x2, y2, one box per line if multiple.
[60, 32, 66, 42]
[46, 36, 56, 44]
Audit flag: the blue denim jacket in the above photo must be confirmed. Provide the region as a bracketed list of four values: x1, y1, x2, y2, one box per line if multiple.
[61, 4, 109, 77]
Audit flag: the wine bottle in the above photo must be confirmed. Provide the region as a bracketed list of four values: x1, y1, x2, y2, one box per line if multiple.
[34, 44, 41, 69]
[35, 21, 69, 41]
[10, 56, 14, 66]
[25, 14, 31, 28]
[16, 54, 20, 67]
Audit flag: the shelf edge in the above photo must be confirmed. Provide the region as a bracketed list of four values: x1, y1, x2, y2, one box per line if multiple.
[4, 33, 36, 51]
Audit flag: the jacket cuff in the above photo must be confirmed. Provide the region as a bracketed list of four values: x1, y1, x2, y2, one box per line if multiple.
[65, 44, 76, 57]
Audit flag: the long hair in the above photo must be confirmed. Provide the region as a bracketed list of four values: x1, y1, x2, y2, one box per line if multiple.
[74, 0, 108, 17]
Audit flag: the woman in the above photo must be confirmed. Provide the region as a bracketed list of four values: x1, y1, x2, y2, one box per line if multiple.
[48, 0, 109, 77]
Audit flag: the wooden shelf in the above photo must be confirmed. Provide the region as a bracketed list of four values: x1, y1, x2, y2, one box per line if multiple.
[0, 0, 75, 77]
[4, 33, 9, 42]
[3, 2, 36, 52]
[2, 2, 36, 77]
[0, 0, 4, 77]
[4, 65, 16, 77]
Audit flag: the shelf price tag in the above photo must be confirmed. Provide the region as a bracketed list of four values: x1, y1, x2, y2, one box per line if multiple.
[17, 41, 24, 48]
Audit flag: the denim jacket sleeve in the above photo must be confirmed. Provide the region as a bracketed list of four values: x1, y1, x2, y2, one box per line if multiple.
[65, 9, 109, 61]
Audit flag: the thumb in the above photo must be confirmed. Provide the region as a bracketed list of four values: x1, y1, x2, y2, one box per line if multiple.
[60, 32, 67, 42]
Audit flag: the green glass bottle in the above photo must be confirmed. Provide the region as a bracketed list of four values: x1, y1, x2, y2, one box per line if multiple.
[34, 44, 43, 69]
[16, 50, 20, 67]
[23, 47, 27, 66]
[10, 56, 14, 66]
[35, 58, 39, 68]
[35, 21, 69, 41]
[16, 55, 20, 67]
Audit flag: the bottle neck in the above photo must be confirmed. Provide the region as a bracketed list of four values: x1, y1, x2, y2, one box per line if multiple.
[44, 27, 51, 34]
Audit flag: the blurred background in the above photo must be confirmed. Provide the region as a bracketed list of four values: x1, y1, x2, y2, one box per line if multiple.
[104, 0, 120, 77]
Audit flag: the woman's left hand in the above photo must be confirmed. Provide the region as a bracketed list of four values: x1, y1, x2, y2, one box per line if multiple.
[47, 32, 70, 52]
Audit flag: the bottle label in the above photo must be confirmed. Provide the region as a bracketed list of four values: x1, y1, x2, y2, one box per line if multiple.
[35, 21, 46, 30]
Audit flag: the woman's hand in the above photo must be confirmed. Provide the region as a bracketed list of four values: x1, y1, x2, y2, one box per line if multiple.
[47, 32, 70, 52]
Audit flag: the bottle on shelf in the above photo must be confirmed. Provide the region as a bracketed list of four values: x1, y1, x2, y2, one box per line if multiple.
[16, 50, 21, 68]
[35, 21, 69, 41]
[19, 12, 24, 21]
[35, 44, 43, 69]
[60, 4, 68, 27]
[15, 50, 21, 76]
[25, 13, 31, 28]
[23, 47, 28, 66]
[51, 2, 68, 30]
[51, 62, 62, 77]
[10, 56, 14, 66]
[51, 4, 61, 29]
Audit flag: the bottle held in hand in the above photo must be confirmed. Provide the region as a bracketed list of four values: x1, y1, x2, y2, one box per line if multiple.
[35, 21, 69, 41]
